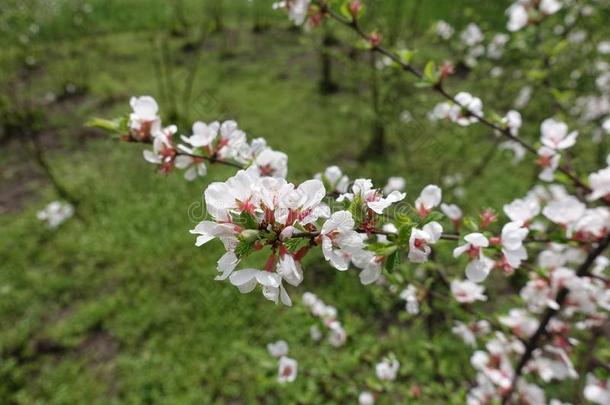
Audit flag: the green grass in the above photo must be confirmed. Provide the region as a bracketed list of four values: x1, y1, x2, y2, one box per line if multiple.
[0, 0, 592, 403]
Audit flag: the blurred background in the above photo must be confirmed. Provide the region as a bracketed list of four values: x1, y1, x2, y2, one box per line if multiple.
[3, 0, 604, 403]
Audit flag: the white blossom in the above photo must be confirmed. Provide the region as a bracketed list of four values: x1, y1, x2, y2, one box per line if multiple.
[454, 233, 493, 282]
[278, 356, 298, 383]
[540, 118, 578, 150]
[267, 340, 289, 358]
[451, 279, 487, 303]
[375, 356, 400, 381]
[37, 201, 74, 229]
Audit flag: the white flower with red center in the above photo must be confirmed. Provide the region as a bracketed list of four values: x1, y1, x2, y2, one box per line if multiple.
[339, 179, 406, 215]
[584, 374, 610, 404]
[267, 340, 289, 358]
[375, 356, 400, 381]
[588, 166, 610, 201]
[537, 146, 561, 182]
[175, 142, 208, 181]
[327, 320, 347, 347]
[200, 166, 262, 223]
[320, 211, 366, 271]
[252, 144, 288, 178]
[415, 184, 442, 218]
[210, 120, 248, 163]
[499, 309, 539, 338]
[408, 222, 443, 263]
[451, 279, 487, 303]
[180, 121, 219, 149]
[128, 96, 161, 141]
[277, 356, 298, 383]
[142, 126, 178, 173]
[504, 196, 540, 224]
[500, 221, 529, 270]
[454, 233, 494, 282]
[540, 118, 578, 150]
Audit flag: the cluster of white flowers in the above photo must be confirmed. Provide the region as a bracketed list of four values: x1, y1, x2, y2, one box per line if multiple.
[506, 0, 562, 32]
[460, 23, 486, 67]
[267, 340, 298, 383]
[191, 167, 327, 305]
[132, 96, 288, 181]
[105, 3, 610, 393]
[452, 320, 490, 347]
[430, 92, 484, 126]
[37, 201, 74, 229]
[302, 292, 347, 347]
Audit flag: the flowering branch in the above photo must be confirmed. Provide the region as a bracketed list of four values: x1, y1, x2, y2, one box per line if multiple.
[501, 233, 610, 404]
[317, 1, 593, 196]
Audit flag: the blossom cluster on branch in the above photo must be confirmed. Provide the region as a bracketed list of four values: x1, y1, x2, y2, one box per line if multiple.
[88, 0, 610, 402]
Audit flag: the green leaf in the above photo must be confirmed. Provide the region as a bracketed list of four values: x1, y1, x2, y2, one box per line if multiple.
[415, 81, 433, 88]
[423, 60, 438, 83]
[86, 116, 127, 134]
[339, 1, 351, 19]
[284, 238, 303, 253]
[231, 211, 258, 230]
[397, 49, 415, 65]
[397, 224, 413, 245]
[463, 216, 479, 232]
[420, 211, 444, 226]
[235, 240, 255, 258]
[385, 250, 400, 271]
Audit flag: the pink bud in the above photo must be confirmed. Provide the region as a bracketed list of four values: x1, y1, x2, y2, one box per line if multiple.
[349, 0, 363, 18]
[369, 32, 381, 47]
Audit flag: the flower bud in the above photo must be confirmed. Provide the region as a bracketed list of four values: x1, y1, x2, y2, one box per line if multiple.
[240, 229, 259, 242]
[369, 32, 381, 47]
[349, 0, 363, 19]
